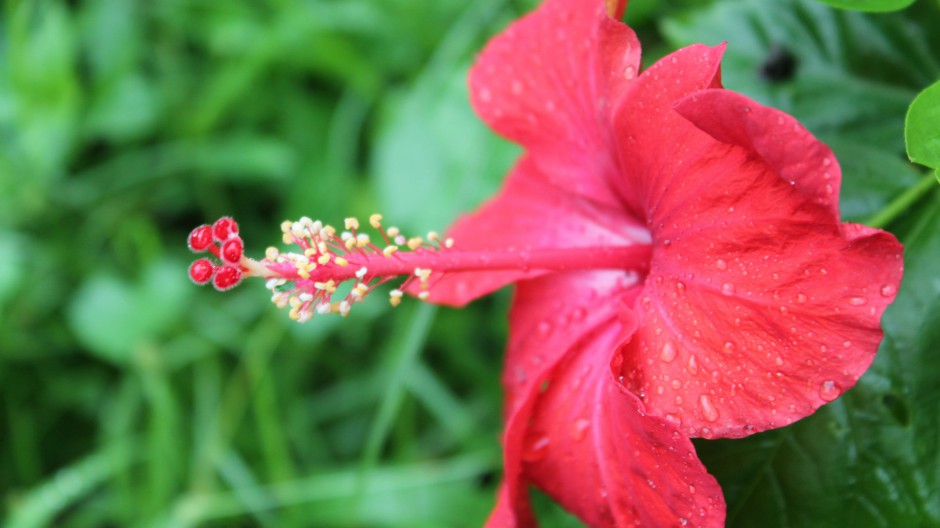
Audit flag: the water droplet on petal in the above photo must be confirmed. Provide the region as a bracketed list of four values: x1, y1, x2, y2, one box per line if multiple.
[537, 320, 552, 336]
[661, 341, 677, 362]
[571, 306, 587, 322]
[797, 293, 807, 303]
[676, 281, 686, 293]
[722, 341, 735, 354]
[687, 355, 698, 375]
[699, 395, 719, 422]
[679, 517, 689, 526]
[819, 380, 840, 402]
[716, 259, 727, 270]
[624, 65, 636, 79]
[849, 297, 867, 306]
[721, 283, 735, 296]
[880, 284, 896, 297]
[569, 419, 590, 441]
[523, 436, 550, 462]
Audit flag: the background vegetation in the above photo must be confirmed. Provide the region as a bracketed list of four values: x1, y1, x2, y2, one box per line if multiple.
[1, 0, 938, 526]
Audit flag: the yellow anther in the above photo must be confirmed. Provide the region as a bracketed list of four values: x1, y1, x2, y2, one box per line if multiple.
[289, 306, 301, 320]
[304, 248, 318, 258]
[318, 254, 331, 265]
[265, 247, 280, 260]
[282, 233, 294, 244]
[345, 217, 359, 230]
[355, 283, 369, 295]
[280, 220, 292, 233]
[335, 257, 349, 267]
[387, 226, 400, 237]
[272, 292, 288, 308]
[383, 245, 398, 257]
[289, 296, 303, 309]
[318, 242, 328, 254]
[369, 214, 383, 228]
[356, 234, 371, 248]
[325, 280, 337, 293]
[418, 291, 430, 300]
[345, 238, 357, 250]
[445, 238, 454, 248]
[389, 289, 403, 307]
[427, 231, 439, 242]
[320, 226, 336, 239]
[415, 268, 432, 283]
[407, 237, 423, 250]
[298, 268, 311, 279]
[339, 301, 351, 316]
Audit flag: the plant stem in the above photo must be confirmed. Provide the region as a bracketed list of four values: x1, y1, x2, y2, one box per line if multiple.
[865, 173, 938, 229]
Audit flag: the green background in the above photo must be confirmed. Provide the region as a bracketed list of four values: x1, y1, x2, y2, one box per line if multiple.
[1, 0, 938, 526]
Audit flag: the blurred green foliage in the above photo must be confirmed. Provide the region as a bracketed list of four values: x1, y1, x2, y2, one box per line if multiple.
[1, 0, 938, 527]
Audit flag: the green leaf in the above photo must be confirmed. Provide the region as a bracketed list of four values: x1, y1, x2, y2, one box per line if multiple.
[905, 80, 940, 171]
[813, 0, 915, 12]
[372, 64, 519, 233]
[67, 260, 190, 363]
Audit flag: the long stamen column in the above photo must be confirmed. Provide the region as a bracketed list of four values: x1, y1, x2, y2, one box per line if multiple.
[188, 215, 652, 322]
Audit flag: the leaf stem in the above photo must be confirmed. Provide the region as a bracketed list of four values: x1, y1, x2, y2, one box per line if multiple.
[865, 173, 938, 229]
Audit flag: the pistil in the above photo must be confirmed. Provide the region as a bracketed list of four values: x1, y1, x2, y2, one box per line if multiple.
[189, 215, 652, 322]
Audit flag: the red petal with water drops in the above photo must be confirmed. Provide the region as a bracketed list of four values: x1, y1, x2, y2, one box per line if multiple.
[612, 44, 725, 217]
[469, 0, 640, 207]
[489, 271, 724, 527]
[614, 90, 904, 438]
[428, 157, 649, 306]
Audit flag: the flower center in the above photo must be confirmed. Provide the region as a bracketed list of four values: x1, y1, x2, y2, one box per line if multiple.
[188, 215, 652, 322]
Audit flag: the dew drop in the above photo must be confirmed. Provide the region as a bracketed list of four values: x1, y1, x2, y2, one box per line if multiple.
[796, 293, 807, 303]
[880, 284, 896, 297]
[679, 517, 689, 526]
[661, 341, 677, 362]
[571, 306, 587, 322]
[819, 380, 840, 402]
[722, 341, 735, 354]
[510, 79, 523, 95]
[522, 436, 550, 462]
[721, 283, 735, 296]
[676, 281, 686, 293]
[716, 259, 727, 270]
[849, 297, 867, 306]
[699, 395, 719, 422]
[824, 183, 833, 195]
[687, 355, 698, 375]
[537, 320, 552, 336]
[842, 340, 852, 348]
[775, 356, 784, 366]
[671, 379, 681, 389]
[624, 65, 636, 79]
[569, 419, 590, 441]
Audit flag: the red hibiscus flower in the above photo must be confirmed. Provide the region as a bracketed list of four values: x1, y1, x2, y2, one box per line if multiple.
[419, 0, 903, 525]
[186, 0, 903, 525]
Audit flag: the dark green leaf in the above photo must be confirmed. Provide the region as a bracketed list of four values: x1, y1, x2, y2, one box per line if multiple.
[813, 0, 915, 12]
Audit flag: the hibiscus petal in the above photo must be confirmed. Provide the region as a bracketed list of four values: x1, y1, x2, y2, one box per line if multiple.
[469, 0, 641, 206]
[613, 43, 725, 216]
[425, 156, 649, 306]
[675, 89, 841, 218]
[615, 93, 904, 438]
[489, 271, 725, 527]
